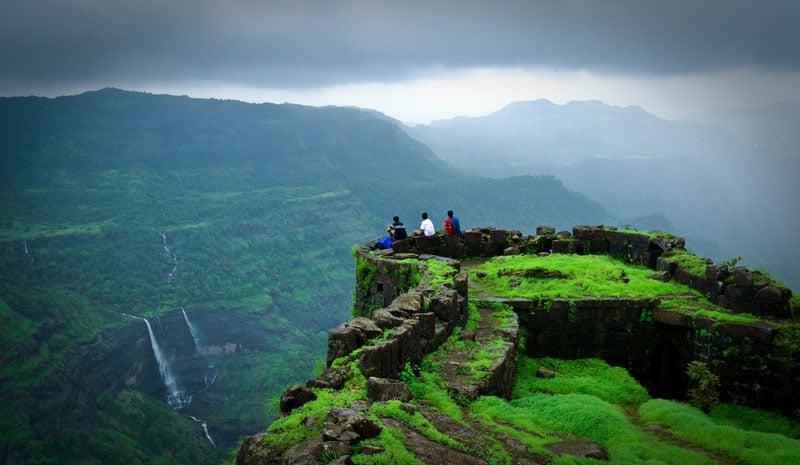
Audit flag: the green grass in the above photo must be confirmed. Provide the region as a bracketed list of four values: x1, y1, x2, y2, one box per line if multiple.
[658, 298, 762, 323]
[401, 364, 466, 423]
[470, 254, 699, 299]
[709, 403, 800, 438]
[422, 257, 458, 290]
[640, 399, 800, 465]
[471, 394, 717, 465]
[513, 357, 650, 404]
[353, 427, 424, 465]
[370, 400, 466, 451]
[659, 249, 708, 276]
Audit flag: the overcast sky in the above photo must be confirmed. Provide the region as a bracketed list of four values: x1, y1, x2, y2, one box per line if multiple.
[2, 0, 799, 123]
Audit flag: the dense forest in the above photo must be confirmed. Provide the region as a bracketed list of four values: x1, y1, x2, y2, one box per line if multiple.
[0, 89, 610, 464]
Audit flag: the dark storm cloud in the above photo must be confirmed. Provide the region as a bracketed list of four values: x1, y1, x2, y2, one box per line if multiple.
[2, 0, 799, 93]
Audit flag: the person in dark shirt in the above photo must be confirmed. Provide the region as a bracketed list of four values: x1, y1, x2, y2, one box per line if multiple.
[443, 210, 463, 238]
[387, 216, 408, 240]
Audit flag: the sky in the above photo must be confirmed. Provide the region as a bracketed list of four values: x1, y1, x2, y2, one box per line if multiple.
[2, 0, 799, 124]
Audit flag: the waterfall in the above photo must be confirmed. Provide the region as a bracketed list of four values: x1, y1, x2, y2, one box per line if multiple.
[181, 307, 203, 353]
[162, 233, 178, 283]
[180, 307, 219, 389]
[127, 314, 192, 409]
[166, 253, 178, 283]
[161, 232, 170, 253]
[187, 415, 216, 447]
[20, 240, 34, 265]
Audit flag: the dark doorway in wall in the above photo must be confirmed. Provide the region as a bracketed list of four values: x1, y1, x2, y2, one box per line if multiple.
[651, 340, 685, 399]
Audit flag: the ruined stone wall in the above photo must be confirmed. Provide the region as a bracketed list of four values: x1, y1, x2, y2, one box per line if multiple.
[361, 225, 799, 417]
[389, 225, 796, 319]
[329, 243, 469, 381]
[498, 296, 799, 416]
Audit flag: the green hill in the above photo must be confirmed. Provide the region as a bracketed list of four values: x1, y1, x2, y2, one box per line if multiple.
[0, 89, 609, 464]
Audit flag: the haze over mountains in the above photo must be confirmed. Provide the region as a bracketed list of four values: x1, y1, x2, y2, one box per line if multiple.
[407, 99, 800, 290]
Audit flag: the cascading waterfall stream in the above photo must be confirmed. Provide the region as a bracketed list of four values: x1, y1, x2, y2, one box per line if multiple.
[161, 232, 178, 283]
[181, 307, 203, 353]
[187, 415, 216, 447]
[125, 314, 192, 409]
[180, 307, 219, 389]
[177, 309, 218, 447]
[20, 240, 34, 265]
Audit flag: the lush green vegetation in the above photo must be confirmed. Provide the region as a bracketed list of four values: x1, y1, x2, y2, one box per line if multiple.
[513, 357, 650, 404]
[472, 356, 800, 465]
[640, 399, 800, 465]
[0, 89, 611, 464]
[259, 334, 800, 464]
[469, 254, 699, 299]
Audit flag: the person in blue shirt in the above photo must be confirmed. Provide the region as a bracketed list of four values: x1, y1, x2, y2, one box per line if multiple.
[443, 210, 463, 238]
[387, 216, 408, 240]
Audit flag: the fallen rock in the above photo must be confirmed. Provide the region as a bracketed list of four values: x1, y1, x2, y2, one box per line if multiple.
[279, 384, 317, 415]
[544, 438, 609, 461]
[536, 367, 555, 379]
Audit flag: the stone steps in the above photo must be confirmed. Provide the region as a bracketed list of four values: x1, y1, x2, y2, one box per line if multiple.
[432, 305, 519, 402]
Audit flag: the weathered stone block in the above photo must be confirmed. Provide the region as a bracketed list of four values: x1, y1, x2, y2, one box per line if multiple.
[733, 267, 754, 287]
[391, 238, 409, 253]
[366, 377, 412, 402]
[389, 291, 424, 313]
[327, 327, 358, 365]
[706, 264, 729, 281]
[372, 309, 406, 329]
[572, 225, 601, 241]
[537, 225, 556, 235]
[416, 312, 436, 339]
[552, 240, 571, 254]
[358, 339, 399, 379]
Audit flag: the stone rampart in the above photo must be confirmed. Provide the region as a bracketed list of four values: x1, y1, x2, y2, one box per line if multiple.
[394, 225, 796, 319]
[365, 225, 799, 417]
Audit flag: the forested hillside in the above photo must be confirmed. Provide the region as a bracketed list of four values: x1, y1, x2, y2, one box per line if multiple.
[0, 89, 609, 464]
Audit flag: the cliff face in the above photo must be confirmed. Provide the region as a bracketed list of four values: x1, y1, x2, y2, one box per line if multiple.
[236, 225, 800, 465]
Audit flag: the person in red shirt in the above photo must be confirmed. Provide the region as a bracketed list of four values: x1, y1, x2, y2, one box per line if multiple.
[443, 210, 463, 238]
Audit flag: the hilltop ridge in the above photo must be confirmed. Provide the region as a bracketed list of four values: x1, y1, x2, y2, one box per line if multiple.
[237, 225, 800, 465]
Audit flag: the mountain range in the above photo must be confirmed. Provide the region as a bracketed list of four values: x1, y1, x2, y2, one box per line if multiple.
[406, 99, 800, 290]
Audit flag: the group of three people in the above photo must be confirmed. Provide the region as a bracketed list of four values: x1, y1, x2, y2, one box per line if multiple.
[387, 210, 463, 240]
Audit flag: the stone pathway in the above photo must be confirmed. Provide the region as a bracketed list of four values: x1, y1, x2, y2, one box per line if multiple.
[430, 305, 519, 402]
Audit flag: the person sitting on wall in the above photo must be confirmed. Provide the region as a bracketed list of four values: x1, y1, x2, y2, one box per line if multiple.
[387, 216, 408, 240]
[413, 212, 436, 236]
[443, 210, 463, 238]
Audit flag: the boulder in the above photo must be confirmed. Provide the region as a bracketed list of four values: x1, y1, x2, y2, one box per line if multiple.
[544, 438, 609, 461]
[324, 408, 382, 444]
[536, 366, 555, 379]
[279, 384, 317, 414]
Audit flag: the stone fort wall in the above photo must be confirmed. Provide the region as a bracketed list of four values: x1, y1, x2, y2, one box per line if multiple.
[348, 225, 799, 417]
